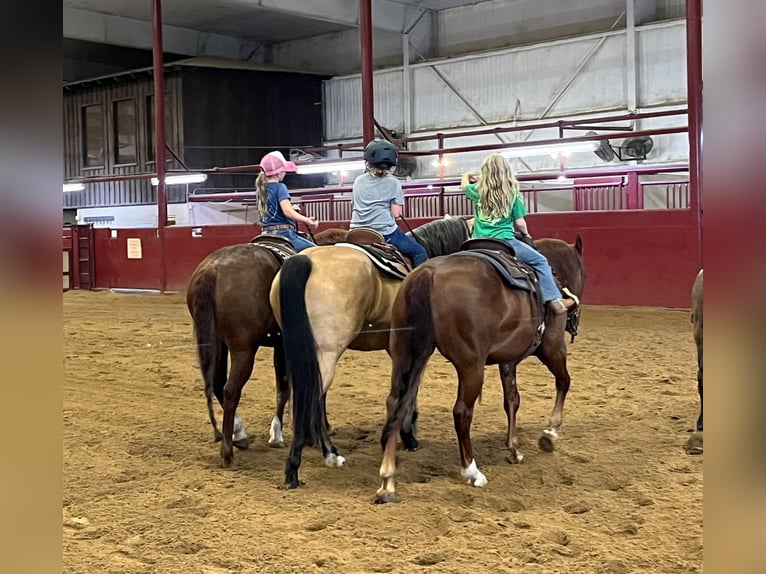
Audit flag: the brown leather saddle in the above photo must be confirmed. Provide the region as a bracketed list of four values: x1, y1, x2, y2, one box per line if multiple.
[340, 227, 412, 280]
[250, 234, 297, 263]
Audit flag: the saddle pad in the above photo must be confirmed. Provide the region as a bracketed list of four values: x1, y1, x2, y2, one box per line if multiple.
[250, 237, 297, 263]
[335, 242, 409, 281]
[452, 250, 537, 293]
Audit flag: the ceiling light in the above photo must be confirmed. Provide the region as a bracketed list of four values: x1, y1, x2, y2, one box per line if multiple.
[501, 141, 600, 159]
[151, 173, 208, 186]
[63, 183, 85, 192]
[296, 160, 366, 174]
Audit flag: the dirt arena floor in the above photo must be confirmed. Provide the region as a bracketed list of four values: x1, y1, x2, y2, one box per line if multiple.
[63, 290, 702, 574]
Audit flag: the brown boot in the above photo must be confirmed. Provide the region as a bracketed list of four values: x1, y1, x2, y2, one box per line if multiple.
[548, 298, 575, 316]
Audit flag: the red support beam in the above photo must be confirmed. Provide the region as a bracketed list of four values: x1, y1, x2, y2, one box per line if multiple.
[686, 0, 703, 265]
[152, 0, 168, 292]
[360, 0, 375, 145]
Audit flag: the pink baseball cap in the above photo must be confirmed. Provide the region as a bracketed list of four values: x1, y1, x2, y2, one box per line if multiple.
[260, 150, 297, 176]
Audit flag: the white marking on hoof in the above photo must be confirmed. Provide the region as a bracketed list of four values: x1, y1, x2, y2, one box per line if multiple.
[461, 459, 487, 487]
[232, 413, 248, 442]
[542, 428, 558, 441]
[324, 453, 347, 468]
[268, 416, 285, 447]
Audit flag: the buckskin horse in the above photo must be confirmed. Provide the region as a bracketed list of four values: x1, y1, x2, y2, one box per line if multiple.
[685, 268, 703, 455]
[374, 235, 585, 503]
[186, 227, 347, 467]
[270, 216, 472, 489]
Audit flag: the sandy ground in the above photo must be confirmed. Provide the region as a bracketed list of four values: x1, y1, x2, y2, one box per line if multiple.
[63, 290, 702, 574]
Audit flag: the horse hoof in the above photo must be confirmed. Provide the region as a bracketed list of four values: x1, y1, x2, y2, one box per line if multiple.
[280, 479, 304, 490]
[268, 440, 285, 448]
[506, 451, 525, 465]
[402, 436, 420, 452]
[221, 455, 235, 469]
[213, 429, 223, 443]
[324, 453, 346, 468]
[538, 429, 558, 453]
[374, 490, 397, 504]
[233, 438, 250, 450]
[685, 432, 703, 455]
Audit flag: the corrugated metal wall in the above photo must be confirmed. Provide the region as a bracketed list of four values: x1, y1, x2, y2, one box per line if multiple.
[63, 73, 183, 209]
[323, 21, 687, 141]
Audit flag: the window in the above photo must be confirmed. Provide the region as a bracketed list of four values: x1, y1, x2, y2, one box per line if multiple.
[82, 104, 104, 168]
[146, 94, 172, 162]
[113, 99, 137, 164]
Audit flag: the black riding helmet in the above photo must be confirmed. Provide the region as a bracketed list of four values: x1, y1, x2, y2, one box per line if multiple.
[363, 139, 398, 169]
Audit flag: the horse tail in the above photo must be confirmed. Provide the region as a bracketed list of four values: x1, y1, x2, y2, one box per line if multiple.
[381, 268, 436, 449]
[279, 255, 324, 448]
[190, 269, 223, 438]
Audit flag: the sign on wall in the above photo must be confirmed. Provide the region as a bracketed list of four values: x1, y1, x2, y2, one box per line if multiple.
[126, 238, 143, 259]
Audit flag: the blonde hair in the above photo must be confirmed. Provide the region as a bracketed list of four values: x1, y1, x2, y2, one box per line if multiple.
[476, 154, 520, 220]
[367, 163, 390, 178]
[256, 171, 270, 217]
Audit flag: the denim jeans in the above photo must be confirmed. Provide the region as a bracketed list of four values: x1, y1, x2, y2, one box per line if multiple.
[384, 228, 428, 267]
[504, 237, 563, 303]
[264, 228, 316, 252]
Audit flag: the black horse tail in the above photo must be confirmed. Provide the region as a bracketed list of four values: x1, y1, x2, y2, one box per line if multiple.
[381, 268, 436, 451]
[279, 255, 324, 448]
[191, 269, 225, 440]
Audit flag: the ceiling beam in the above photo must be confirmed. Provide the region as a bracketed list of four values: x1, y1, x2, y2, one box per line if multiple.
[63, 7, 248, 60]
[250, 0, 426, 33]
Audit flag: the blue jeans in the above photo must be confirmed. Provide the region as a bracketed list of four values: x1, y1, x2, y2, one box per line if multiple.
[384, 228, 428, 267]
[504, 237, 563, 303]
[264, 228, 316, 252]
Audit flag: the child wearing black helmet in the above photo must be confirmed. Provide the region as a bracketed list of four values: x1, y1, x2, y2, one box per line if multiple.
[349, 139, 428, 267]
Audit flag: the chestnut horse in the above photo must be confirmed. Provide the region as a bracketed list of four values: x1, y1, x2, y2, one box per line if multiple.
[270, 216, 472, 489]
[686, 268, 703, 454]
[375, 236, 585, 503]
[186, 228, 347, 467]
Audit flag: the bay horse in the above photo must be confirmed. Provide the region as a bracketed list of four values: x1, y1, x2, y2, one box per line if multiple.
[375, 236, 585, 503]
[685, 268, 703, 455]
[186, 228, 347, 467]
[270, 216, 472, 489]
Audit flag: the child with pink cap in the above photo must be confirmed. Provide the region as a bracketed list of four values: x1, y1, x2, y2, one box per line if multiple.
[257, 150, 319, 251]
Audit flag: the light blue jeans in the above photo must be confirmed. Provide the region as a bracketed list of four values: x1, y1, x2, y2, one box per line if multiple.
[264, 228, 316, 252]
[504, 237, 563, 303]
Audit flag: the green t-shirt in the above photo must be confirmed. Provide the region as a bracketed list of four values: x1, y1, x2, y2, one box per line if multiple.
[464, 182, 526, 239]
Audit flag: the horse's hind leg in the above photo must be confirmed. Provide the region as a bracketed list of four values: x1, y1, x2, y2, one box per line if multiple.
[269, 341, 289, 448]
[696, 341, 703, 432]
[376, 341, 433, 503]
[208, 343, 228, 442]
[316, 350, 345, 468]
[535, 337, 571, 453]
[210, 344, 248, 448]
[220, 350, 255, 467]
[499, 362, 524, 464]
[453, 364, 488, 487]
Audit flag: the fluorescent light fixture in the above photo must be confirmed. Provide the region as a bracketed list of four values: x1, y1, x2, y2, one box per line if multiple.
[151, 173, 208, 186]
[296, 160, 365, 174]
[501, 141, 600, 159]
[63, 183, 85, 192]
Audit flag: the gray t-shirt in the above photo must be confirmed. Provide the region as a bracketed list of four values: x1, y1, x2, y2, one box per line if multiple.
[349, 172, 403, 235]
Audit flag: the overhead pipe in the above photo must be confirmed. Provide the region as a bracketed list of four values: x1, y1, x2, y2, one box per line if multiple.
[152, 0, 168, 292]
[360, 0, 375, 145]
[686, 0, 703, 263]
[187, 163, 690, 203]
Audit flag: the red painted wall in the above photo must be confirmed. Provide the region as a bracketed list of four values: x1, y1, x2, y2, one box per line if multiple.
[89, 210, 700, 308]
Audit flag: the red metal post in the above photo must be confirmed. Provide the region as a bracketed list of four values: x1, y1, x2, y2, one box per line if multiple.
[152, 0, 168, 292]
[360, 0, 375, 145]
[686, 0, 703, 264]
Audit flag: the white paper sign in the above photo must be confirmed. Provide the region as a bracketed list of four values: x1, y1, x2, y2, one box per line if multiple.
[127, 238, 143, 259]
